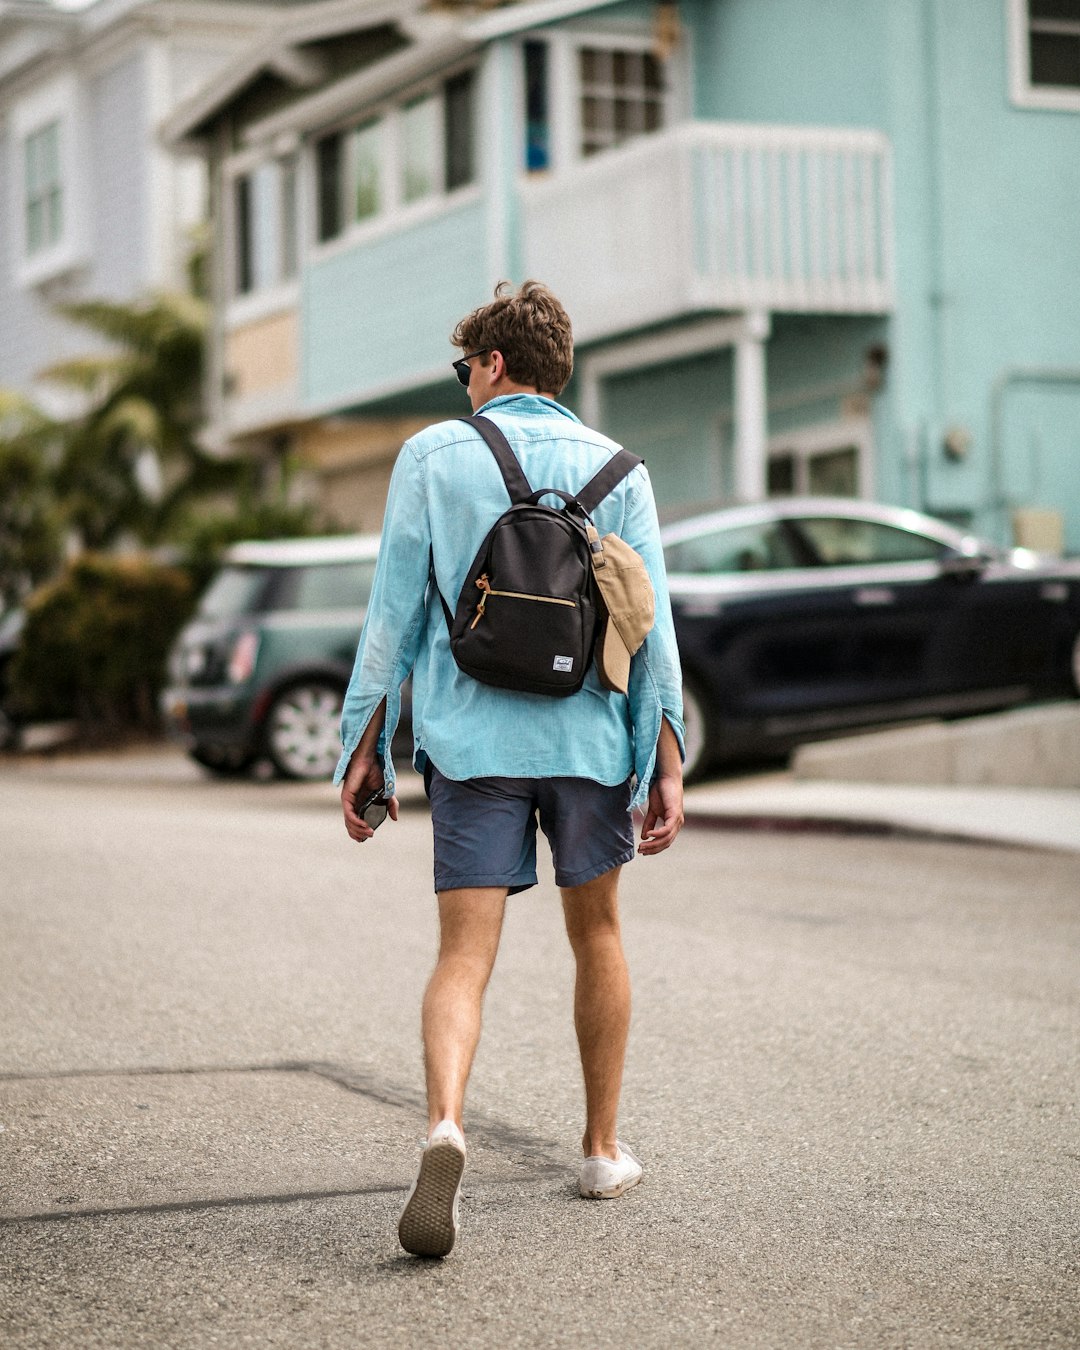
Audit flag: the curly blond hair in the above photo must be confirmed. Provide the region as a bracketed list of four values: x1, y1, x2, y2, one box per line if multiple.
[451, 281, 573, 395]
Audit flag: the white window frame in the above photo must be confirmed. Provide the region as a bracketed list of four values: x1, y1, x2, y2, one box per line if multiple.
[515, 24, 686, 177]
[309, 61, 481, 262]
[223, 145, 301, 328]
[766, 417, 875, 501]
[1008, 0, 1080, 111]
[9, 73, 87, 289]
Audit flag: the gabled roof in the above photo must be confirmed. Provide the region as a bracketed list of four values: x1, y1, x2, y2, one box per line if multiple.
[161, 0, 630, 150]
[162, 0, 433, 148]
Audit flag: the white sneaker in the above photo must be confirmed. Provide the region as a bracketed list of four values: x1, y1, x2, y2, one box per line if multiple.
[579, 1142, 643, 1199]
[397, 1119, 467, 1257]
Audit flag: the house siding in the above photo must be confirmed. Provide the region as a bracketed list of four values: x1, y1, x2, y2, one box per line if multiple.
[302, 198, 489, 412]
[87, 52, 150, 301]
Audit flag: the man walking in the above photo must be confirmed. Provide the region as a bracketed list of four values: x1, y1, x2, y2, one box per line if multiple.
[337, 281, 685, 1258]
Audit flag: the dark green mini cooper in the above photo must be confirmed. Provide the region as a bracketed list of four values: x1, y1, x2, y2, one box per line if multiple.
[162, 535, 397, 780]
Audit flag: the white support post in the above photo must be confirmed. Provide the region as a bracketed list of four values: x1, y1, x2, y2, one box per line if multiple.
[733, 309, 770, 502]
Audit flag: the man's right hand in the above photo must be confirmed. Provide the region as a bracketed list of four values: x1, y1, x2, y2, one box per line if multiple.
[340, 700, 398, 844]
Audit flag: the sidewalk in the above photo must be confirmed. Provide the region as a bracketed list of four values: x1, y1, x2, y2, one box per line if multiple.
[4, 740, 1080, 853]
[682, 772, 1080, 853]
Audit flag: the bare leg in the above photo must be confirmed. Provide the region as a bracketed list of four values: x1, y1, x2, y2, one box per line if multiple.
[561, 867, 629, 1161]
[422, 886, 508, 1133]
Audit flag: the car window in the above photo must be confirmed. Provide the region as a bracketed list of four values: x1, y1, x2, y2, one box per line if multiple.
[275, 560, 377, 611]
[793, 517, 947, 566]
[663, 522, 802, 574]
[197, 566, 276, 617]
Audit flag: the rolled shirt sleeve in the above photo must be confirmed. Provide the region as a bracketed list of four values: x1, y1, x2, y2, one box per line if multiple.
[622, 467, 685, 805]
[334, 441, 431, 790]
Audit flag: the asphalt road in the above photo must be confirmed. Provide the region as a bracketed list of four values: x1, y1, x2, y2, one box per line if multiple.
[1, 761, 1078, 1348]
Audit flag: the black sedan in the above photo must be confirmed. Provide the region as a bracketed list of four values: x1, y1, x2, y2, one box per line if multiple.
[660, 498, 1080, 780]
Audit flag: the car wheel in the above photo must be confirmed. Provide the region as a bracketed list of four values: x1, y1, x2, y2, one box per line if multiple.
[189, 744, 255, 777]
[681, 678, 713, 784]
[264, 680, 344, 781]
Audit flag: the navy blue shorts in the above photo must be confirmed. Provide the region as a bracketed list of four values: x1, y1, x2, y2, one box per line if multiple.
[424, 764, 635, 895]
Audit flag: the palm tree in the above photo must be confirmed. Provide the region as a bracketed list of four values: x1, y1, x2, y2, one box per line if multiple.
[0, 391, 63, 611]
[41, 292, 238, 550]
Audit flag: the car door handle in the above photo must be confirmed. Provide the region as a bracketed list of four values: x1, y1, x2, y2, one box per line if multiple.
[854, 587, 895, 606]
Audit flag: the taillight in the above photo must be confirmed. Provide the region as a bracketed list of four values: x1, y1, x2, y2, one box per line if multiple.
[227, 631, 260, 684]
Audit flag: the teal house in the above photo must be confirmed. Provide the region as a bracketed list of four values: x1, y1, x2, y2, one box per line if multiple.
[165, 0, 1080, 552]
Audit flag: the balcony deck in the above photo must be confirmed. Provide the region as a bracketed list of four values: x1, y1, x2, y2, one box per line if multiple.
[521, 120, 894, 345]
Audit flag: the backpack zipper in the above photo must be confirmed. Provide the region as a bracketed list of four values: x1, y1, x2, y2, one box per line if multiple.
[469, 573, 576, 629]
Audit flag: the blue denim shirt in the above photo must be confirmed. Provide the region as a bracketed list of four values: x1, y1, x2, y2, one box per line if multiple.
[334, 394, 684, 810]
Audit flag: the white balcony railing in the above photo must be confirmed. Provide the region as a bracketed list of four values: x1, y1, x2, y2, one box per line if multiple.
[520, 121, 894, 344]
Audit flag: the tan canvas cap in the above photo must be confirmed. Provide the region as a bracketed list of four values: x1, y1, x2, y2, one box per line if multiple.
[587, 525, 655, 695]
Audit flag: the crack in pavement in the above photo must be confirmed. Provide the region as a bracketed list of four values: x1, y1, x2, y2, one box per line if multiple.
[0, 1059, 571, 1228]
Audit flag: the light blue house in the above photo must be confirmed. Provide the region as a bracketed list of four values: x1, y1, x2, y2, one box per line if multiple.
[0, 0, 284, 408]
[165, 0, 1080, 552]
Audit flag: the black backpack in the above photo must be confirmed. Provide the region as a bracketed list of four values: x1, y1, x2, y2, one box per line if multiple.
[435, 415, 642, 697]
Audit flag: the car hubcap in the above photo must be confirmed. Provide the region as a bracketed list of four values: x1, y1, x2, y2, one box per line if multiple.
[267, 685, 343, 779]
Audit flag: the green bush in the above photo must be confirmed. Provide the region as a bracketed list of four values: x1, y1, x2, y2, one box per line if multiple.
[10, 554, 195, 736]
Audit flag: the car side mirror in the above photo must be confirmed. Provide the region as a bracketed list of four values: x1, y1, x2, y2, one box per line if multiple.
[938, 547, 989, 581]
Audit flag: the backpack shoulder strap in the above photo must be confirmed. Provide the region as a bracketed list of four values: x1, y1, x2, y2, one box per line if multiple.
[575, 448, 643, 515]
[458, 414, 532, 503]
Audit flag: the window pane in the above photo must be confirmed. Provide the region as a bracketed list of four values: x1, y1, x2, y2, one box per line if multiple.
[1030, 0, 1080, 20]
[280, 156, 298, 279]
[316, 134, 344, 242]
[276, 561, 377, 611]
[234, 174, 253, 294]
[579, 44, 665, 156]
[795, 517, 946, 566]
[1030, 31, 1080, 84]
[250, 161, 281, 291]
[24, 122, 63, 255]
[523, 41, 550, 171]
[807, 447, 859, 497]
[352, 119, 381, 220]
[401, 95, 437, 204]
[444, 71, 475, 191]
[665, 522, 801, 574]
[767, 455, 796, 496]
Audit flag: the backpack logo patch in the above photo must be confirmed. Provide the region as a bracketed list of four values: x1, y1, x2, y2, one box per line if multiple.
[552, 655, 574, 673]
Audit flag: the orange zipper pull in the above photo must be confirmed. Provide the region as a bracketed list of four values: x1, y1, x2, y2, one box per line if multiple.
[470, 574, 492, 629]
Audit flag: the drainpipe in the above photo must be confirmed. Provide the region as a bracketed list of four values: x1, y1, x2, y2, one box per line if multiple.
[733, 309, 770, 502]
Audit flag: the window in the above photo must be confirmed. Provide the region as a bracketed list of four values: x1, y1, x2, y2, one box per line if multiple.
[794, 518, 946, 567]
[524, 40, 551, 171]
[314, 69, 476, 244]
[24, 121, 63, 257]
[1028, 0, 1080, 87]
[579, 47, 664, 157]
[401, 94, 438, 204]
[521, 36, 668, 170]
[768, 445, 860, 498]
[276, 561, 377, 611]
[351, 120, 382, 221]
[1010, 0, 1080, 107]
[664, 522, 802, 574]
[233, 156, 298, 297]
[444, 71, 476, 191]
[316, 134, 344, 242]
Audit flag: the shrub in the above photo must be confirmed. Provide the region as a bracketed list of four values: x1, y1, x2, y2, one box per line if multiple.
[10, 554, 195, 736]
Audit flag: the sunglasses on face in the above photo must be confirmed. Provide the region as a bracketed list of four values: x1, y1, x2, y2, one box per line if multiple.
[452, 349, 488, 387]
